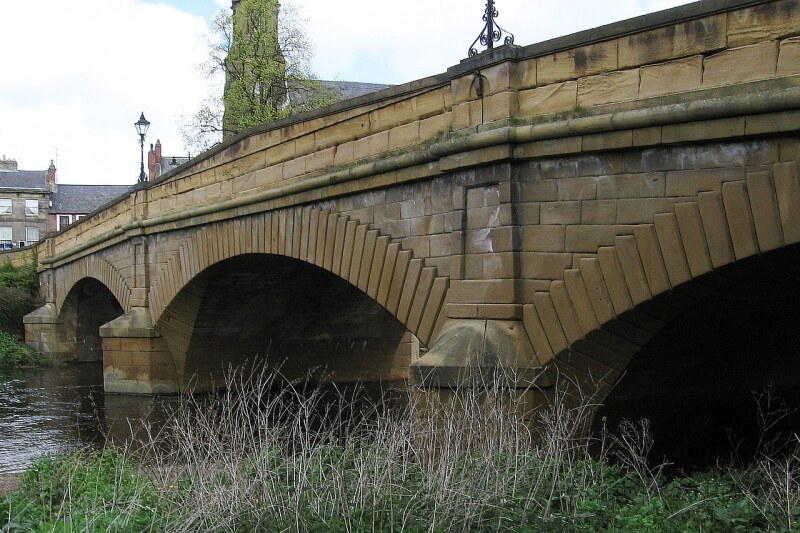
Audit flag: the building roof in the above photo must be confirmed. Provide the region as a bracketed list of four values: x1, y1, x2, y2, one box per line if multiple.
[0, 169, 48, 190]
[160, 155, 191, 176]
[51, 184, 131, 214]
[325, 81, 393, 100]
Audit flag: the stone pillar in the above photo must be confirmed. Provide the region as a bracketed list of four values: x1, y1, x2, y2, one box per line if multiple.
[99, 307, 179, 394]
[23, 303, 75, 361]
[410, 319, 545, 388]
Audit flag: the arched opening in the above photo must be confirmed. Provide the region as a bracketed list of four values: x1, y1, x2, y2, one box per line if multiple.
[157, 254, 415, 391]
[596, 243, 800, 468]
[60, 278, 125, 362]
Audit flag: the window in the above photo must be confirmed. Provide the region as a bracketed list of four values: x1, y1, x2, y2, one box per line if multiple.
[25, 227, 39, 243]
[25, 199, 38, 216]
[0, 199, 10, 215]
[58, 215, 71, 230]
[0, 226, 11, 249]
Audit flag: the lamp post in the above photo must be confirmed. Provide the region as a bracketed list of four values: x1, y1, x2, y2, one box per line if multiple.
[134, 112, 150, 183]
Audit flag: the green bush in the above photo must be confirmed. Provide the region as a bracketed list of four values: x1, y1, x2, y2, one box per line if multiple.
[0, 260, 38, 295]
[0, 260, 39, 337]
[0, 330, 48, 368]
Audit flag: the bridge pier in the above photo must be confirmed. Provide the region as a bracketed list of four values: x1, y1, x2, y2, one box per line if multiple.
[24, 303, 74, 362]
[412, 319, 544, 387]
[99, 307, 179, 394]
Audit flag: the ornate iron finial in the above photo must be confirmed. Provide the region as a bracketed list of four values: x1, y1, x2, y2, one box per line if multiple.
[468, 0, 515, 57]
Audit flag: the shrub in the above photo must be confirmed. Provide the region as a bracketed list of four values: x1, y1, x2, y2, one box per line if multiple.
[0, 330, 48, 368]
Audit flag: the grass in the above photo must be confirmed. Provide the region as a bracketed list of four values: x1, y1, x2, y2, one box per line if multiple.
[1, 367, 799, 531]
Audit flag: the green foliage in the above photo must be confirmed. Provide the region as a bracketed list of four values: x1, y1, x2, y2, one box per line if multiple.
[0, 331, 48, 368]
[1, 448, 157, 532]
[0, 260, 38, 295]
[184, 0, 340, 151]
[0, 260, 39, 336]
[223, 0, 339, 135]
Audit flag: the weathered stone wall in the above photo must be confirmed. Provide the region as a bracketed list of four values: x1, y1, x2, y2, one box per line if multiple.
[25, 0, 800, 393]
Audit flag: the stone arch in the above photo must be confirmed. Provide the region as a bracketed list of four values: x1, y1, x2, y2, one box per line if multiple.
[522, 166, 800, 399]
[149, 205, 450, 348]
[55, 254, 132, 316]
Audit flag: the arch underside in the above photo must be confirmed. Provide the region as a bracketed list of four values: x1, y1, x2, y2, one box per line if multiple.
[597, 244, 800, 465]
[156, 254, 417, 391]
[58, 277, 124, 362]
[523, 162, 800, 401]
[55, 255, 132, 316]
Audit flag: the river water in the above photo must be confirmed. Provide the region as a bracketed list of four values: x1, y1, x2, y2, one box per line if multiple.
[0, 363, 179, 475]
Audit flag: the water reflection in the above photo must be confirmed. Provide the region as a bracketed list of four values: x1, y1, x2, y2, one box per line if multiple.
[0, 363, 179, 475]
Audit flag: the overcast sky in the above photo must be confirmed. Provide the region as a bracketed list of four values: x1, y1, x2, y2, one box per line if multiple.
[0, 0, 692, 185]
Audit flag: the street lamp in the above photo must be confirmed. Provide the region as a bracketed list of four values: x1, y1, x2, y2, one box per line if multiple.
[134, 112, 151, 183]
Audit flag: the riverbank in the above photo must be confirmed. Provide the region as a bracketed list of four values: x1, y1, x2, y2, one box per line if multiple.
[2, 369, 798, 531]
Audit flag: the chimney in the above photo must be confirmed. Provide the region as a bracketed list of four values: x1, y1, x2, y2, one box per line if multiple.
[47, 160, 56, 191]
[148, 140, 164, 181]
[0, 156, 18, 171]
[148, 143, 156, 181]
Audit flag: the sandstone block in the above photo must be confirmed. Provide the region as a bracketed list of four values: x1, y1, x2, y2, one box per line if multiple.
[353, 131, 389, 161]
[745, 170, 784, 252]
[582, 200, 617, 224]
[616, 198, 676, 224]
[778, 36, 800, 75]
[577, 69, 640, 107]
[582, 131, 633, 152]
[618, 14, 726, 68]
[533, 292, 569, 354]
[614, 235, 651, 305]
[665, 168, 746, 197]
[465, 226, 514, 254]
[774, 161, 800, 244]
[515, 58, 537, 90]
[517, 81, 577, 116]
[563, 269, 600, 333]
[541, 202, 581, 225]
[565, 224, 635, 253]
[522, 304, 555, 364]
[521, 225, 566, 252]
[482, 252, 516, 279]
[558, 178, 597, 201]
[727, 0, 800, 47]
[639, 55, 703, 98]
[449, 279, 517, 304]
[518, 180, 558, 202]
[520, 252, 572, 280]
[515, 137, 583, 159]
[633, 225, 671, 296]
[597, 173, 665, 199]
[697, 191, 735, 268]
[721, 181, 758, 260]
[578, 257, 615, 325]
[596, 246, 633, 315]
[703, 41, 779, 87]
[662, 117, 746, 144]
[537, 40, 618, 85]
[653, 212, 691, 287]
[388, 121, 421, 150]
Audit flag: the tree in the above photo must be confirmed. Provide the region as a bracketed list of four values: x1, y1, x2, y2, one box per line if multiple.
[181, 0, 338, 152]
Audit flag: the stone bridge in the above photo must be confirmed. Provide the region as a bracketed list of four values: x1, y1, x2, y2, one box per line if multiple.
[15, 0, 800, 407]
